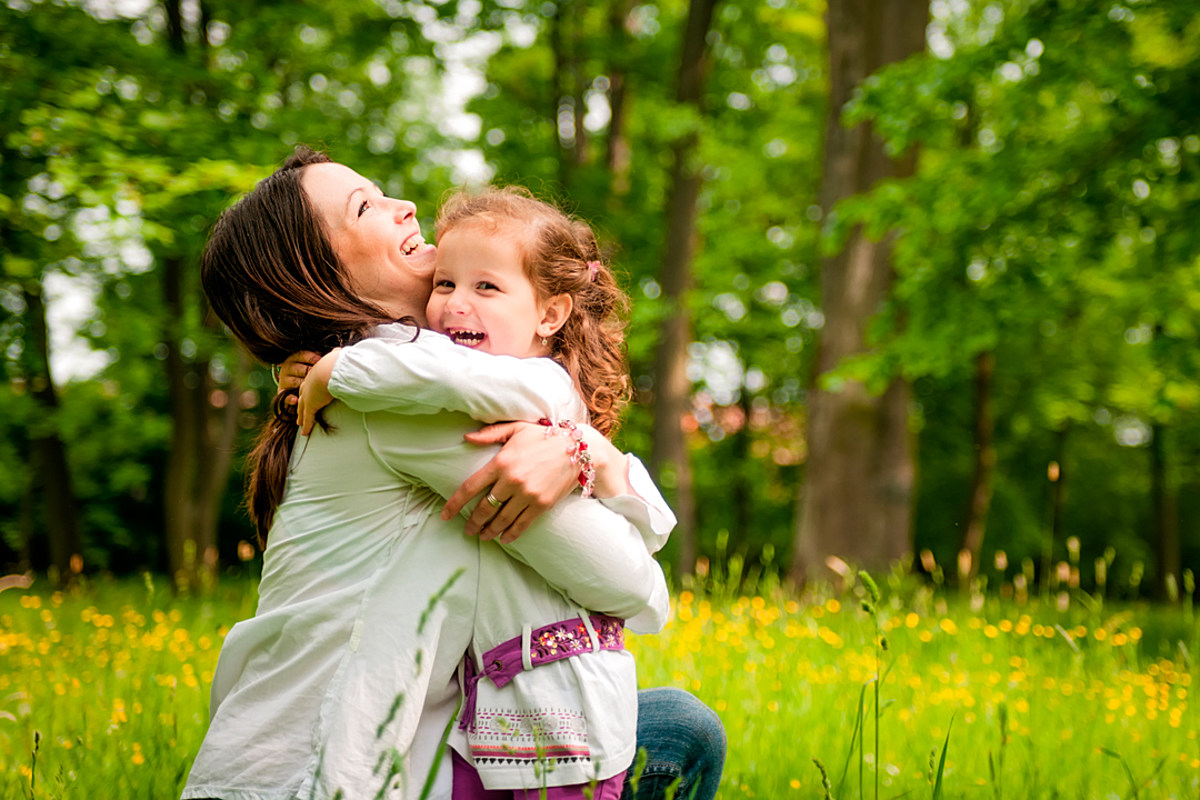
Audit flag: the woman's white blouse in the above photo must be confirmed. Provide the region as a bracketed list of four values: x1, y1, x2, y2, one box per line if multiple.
[181, 325, 674, 800]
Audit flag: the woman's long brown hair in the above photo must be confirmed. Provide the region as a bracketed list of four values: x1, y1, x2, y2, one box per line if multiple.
[201, 146, 399, 546]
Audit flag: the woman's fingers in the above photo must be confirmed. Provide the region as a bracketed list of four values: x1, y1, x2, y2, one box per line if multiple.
[497, 507, 537, 544]
[441, 462, 501, 521]
[476, 493, 540, 543]
[443, 421, 576, 540]
[468, 480, 520, 538]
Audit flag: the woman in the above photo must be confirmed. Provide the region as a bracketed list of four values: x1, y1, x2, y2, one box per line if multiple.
[182, 147, 723, 800]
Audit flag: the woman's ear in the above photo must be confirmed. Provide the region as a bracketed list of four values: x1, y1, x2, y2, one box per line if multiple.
[537, 293, 573, 337]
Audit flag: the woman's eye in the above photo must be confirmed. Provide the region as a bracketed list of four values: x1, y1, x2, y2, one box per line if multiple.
[357, 200, 369, 218]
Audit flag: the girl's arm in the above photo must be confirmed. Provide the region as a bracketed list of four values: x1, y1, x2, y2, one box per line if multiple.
[325, 324, 576, 423]
[358, 410, 670, 633]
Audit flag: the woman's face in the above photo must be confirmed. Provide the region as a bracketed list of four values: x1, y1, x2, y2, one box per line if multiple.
[301, 162, 437, 321]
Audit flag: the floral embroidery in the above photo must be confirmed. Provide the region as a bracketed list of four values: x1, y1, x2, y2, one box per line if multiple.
[529, 616, 624, 665]
[459, 615, 626, 731]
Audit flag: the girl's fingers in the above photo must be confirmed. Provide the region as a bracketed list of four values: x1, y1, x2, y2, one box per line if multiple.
[278, 351, 322, 389]
[462, 421, 523, 446]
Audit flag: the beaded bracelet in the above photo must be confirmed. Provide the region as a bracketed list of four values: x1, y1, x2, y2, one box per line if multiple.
[538, 418, 596, 498]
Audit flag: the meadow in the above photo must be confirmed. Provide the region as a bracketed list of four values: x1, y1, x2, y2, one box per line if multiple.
[1, 565, 1197, 799]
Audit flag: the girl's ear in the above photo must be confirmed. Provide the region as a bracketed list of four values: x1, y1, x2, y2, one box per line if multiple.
[537, 293, 573, 337]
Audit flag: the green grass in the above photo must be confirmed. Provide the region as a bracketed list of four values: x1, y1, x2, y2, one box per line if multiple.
[1, 570, 1197, 798]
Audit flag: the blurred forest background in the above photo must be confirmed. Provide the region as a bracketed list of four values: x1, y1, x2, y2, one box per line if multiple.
[2, 0, 1198, 598]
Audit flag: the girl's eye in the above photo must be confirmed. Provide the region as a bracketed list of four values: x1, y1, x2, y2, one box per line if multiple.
[357, 200, 369, 218]
[434, 279, 455, 290]
[476, 281, 499, 291]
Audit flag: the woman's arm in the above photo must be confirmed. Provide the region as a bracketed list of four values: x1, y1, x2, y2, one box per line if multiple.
[449, 422, 674, 554]
[357, 409, 670, 633]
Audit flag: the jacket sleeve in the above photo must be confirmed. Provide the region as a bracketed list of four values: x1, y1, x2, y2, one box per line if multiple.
[359, 410, 671, 633]
[328, 329, 575, 423]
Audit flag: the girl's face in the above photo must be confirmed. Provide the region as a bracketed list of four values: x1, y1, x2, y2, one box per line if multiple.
[301, 162, 437, 321]
[426, 223, 570, 358]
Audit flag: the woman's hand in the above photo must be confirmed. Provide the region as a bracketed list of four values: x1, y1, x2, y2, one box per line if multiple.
[440, 420, 635, 543]
[440, 422, 577, 543]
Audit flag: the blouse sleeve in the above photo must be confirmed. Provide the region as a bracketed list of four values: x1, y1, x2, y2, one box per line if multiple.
[360, 411, 670, 633]
[328, 327, 575, 424]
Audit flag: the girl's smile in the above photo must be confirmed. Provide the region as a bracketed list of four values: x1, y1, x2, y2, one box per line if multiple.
[427, 222, 569, 358]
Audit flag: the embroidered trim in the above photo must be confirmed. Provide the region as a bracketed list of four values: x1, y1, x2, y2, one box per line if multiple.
[459, 614, 625, 732]
[468, 708, 591, 765]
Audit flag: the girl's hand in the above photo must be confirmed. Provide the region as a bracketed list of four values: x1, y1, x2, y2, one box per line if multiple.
[441, 422, 577, 543]
[276, 351, 322, 412]
[297, 349, 342, 436]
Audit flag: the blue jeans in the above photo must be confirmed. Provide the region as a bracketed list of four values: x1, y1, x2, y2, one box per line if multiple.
[625, 688, 725, 800]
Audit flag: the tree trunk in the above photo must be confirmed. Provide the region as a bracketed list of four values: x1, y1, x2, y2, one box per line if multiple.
[22, 283, 82, 581]
[605, 0, 635, 198]
[569, 5, 588, 170]
[162, 255, 220, 587]
[790, 0, 927, 583]
[650, 0, 718, 577]
[157, 0, 237, 588]
[163, 0, 186, 55]
[200, 339, 252, 560]
[550, 1, 576, 189]
[1150, 422, 1180, 601]
[959, 350, 996, 588]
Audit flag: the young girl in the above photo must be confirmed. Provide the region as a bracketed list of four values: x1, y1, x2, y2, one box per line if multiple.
[298, 187, 669, 799]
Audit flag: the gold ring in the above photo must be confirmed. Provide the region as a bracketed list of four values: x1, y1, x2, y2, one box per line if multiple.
[485, 492, 503, 508]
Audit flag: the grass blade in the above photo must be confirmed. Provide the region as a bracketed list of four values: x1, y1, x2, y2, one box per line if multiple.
[835, 682, 867, 800]
[931, 715, 954, 800]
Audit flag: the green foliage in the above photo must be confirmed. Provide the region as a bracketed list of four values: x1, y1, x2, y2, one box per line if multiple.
[1, 0, 1198, 583]
[0, 0, 469, 567]
[830, 0, 1200, 581]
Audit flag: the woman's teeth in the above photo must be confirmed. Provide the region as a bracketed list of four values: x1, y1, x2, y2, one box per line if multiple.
[401, 235, 427, 256]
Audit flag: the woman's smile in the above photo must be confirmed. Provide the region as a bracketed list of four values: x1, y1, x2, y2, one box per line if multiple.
[302, 162, 437, 320]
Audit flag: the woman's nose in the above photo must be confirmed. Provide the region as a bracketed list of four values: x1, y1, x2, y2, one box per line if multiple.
[391, 198, 417, 223]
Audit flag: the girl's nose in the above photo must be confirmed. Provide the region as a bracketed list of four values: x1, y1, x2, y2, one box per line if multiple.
[445, 289, 469, 315]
